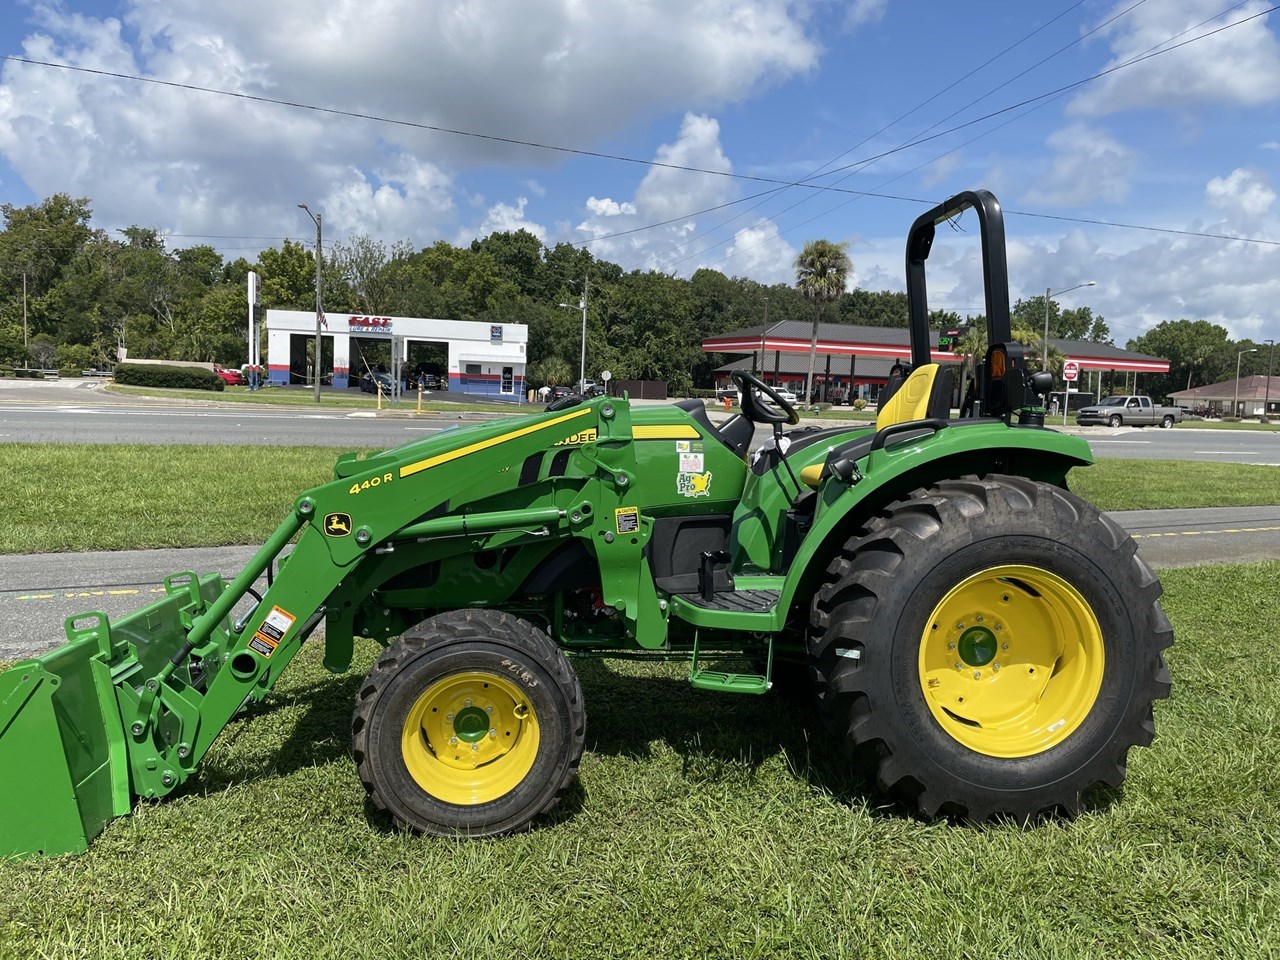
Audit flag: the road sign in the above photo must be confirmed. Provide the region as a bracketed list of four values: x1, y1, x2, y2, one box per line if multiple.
[601, 370, 612, 382]
[1063, 360, 1079, 382]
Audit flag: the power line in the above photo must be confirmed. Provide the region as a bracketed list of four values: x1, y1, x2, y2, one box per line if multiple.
[689, 0, 1277, 272]
[631, 0, 1097, 269]
[5, 4, 1275, 204]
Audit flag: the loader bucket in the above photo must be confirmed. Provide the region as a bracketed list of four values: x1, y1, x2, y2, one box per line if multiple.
[0, 572, 230, 859]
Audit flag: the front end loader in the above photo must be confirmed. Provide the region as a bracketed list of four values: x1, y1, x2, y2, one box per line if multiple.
[0, 190, 1171, 857]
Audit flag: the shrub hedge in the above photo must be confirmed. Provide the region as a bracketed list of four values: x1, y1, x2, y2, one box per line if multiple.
[113, 363, 225, 391]
[58, 368, 83, 378]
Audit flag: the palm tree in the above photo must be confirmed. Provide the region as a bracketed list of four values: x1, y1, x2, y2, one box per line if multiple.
[794, 239, 852, 409]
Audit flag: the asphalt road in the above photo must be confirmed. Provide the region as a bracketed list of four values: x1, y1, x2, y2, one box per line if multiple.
[2, 505, 1276, 662]
[0, 379, 494, 448]
[2, 380, 1279, 463]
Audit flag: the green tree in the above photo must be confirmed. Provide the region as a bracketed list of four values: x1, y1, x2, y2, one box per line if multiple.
[795, 239, 851, 407]
[1127, 319, 1234, 399]
[529, 355, 572, 389]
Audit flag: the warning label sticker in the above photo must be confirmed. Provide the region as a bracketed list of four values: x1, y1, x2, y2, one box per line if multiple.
[260, 606, 296, 642]
[615, 506, 640, 534]
[248, 633, 278, 657]
[675, 440, 691, 453]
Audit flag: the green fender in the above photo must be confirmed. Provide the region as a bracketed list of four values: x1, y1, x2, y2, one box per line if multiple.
[774, 420, 1094, 622]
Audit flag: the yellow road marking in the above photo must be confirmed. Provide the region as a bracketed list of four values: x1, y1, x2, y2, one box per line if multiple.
[1132, 525, 1280, 539]
[12, 587, 167, 602]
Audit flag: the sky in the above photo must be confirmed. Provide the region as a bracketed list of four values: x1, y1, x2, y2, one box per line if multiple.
[0, 0, 1278, 348]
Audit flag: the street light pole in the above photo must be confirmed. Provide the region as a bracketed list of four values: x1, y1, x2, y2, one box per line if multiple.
[1234, 348, 1257, 418]
[1265, 339, 1276, 424]
[558, 276, 588, 393]
[297, 204, 324, 404]
[1041, 281, 1097, 371]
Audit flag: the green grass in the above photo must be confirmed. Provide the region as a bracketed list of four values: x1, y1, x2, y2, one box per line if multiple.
[1, 445, 1277, 555]
[1067, 458, 1280, 510]
[105, 383, 521, 413]
[2, 562, 1278, 959]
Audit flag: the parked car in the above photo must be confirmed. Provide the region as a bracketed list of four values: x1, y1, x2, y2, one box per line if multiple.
[763, 387, 798, 406]
[213, 365, 243, 386]
[1076, 395, 1183, 428]
[548, 385, 575, 401]
[360, 371, 393, 395]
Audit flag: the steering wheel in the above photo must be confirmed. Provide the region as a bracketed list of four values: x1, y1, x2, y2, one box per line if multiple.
[731, 369, 800, 425]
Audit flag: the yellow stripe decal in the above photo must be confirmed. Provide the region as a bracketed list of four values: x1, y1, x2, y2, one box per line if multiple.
[399, 408, 593, 479]
[632, 424, 701, 440]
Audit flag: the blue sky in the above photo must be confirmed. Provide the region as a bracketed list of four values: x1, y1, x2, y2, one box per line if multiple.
[1, 0, 1278, 346]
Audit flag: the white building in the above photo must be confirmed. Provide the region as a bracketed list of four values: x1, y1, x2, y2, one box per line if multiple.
[265, 310, 527, 400]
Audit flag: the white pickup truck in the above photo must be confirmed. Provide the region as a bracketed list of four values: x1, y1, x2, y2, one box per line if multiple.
[1076, 395, 1183, 428]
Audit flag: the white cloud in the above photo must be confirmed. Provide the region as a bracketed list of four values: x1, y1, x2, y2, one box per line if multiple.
[1070, 0, 1280, 116]
[1023, 124, 1135, 207]
[1206, 168, 1276, 220]
[844, 0, 888, 32]
[720, 220, 799, 284]
[456, 196, 546, 246]
[575, 113, 739, 273]
[0, 0, 820, 250]
[584, 197, 637, 217]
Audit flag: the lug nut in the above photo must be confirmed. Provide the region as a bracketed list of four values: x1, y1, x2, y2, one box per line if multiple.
[1001, 643, 1009, 651]
[489, 728, 497, 737]
[948, 642, 956, 650]
[955, 662, 963, 671]
[446, 713, 454, 721]
[993, 663, 1001, 672]
[973, 671, 981, 679]
[976, 615, 984, 623]
[464, 699, 472, 708]
[471, 743, 479, 751]
[131, 722, 144, 737]
[485, 706, 493, 714]
[956, 622, 965, 630]
[449, 736, 459, 745]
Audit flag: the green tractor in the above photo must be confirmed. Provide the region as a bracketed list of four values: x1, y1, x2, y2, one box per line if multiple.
[0, 191, 1171, 857]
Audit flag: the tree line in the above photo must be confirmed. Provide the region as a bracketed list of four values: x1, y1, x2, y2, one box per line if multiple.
[17, 192, 1265, 398]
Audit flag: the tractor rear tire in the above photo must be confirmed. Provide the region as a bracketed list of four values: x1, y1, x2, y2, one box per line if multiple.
[352, 608, 585, 837]
[809, 475, 1172, 822]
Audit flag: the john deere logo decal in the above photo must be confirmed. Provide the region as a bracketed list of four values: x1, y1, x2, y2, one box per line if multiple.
[324, 513, 353, 537]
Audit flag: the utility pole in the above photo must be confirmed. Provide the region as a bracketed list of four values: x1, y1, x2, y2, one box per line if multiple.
[1265, 339, 1276, 424]
[297, 204, 324, 404]
[21, 271, 28, 356]
[558, 276, 589, 393]
[1234, 348, 1257, 418]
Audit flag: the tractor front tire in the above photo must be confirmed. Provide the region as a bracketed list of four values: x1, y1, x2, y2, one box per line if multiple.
[809, 475, 1172, 822]
[352, 608, 585, 836]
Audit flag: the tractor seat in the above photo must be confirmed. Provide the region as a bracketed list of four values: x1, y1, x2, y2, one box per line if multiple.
[797, 365, 955, 490]
[875, 363, 953, 430]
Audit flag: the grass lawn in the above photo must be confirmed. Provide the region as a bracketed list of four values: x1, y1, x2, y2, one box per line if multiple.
[105, 383, 522, 413]
[0, 444, 1277, 555]
[1, 561, 1278, 958]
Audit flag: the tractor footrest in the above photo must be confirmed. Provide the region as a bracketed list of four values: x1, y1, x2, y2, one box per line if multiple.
[689, 669, 770, 695]
[677, 589, 780, 613]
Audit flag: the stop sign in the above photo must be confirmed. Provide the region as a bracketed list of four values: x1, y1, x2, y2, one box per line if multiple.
[1063, 360, 1079, 382]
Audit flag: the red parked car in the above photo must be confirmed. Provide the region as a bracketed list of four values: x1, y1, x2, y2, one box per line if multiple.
[214, 365, 244, 385]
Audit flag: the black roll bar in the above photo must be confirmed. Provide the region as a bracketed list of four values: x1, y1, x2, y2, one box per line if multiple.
[904, 190, 1012, 369]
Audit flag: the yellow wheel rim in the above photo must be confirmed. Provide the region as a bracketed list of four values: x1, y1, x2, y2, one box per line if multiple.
[917, 564, 1104, 758]
[401, 670, 540, 805]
